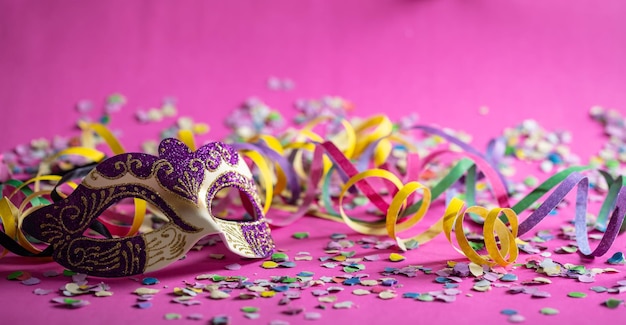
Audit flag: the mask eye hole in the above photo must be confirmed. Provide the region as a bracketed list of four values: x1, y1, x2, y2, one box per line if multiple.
[210, 187, 258, 222]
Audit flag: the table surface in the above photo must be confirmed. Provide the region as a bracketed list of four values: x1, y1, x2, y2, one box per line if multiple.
[1, 1, 626, 324]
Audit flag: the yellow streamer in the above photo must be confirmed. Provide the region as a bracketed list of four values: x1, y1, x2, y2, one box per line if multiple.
[443, 198, 519, 266]
[178, 129, 196, 151]
[240, 150, 274, 214]
[338, 169, 403, 236]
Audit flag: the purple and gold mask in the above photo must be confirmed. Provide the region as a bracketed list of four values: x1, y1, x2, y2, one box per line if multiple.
[22, 139, 274, 277]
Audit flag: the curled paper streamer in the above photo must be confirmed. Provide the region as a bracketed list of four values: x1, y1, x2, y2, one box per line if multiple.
[1, 115, 625, 270]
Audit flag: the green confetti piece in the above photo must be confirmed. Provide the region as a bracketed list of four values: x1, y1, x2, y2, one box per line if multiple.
[212, 275, 226, 282]
[523, 176, 538, 187]
[540, 307, 559, 315]
[340, 251, 356, 258]
[292, 232, 309, 239]
[271, 252, 288, 262]
[606, 159, 620, 169]
[353, 196, 368, 206]
[559, 246, 578, 254]
[63, 269, 76, 276]
[468, 241, 484, 251]
[343, 266, 358, 273]
[107, 93, 126, 105]
[164, 313, 182, 320]
[568, 265, 586, 274]
[99, 115, 111, 125]
[63, 298, 81, 304]
[268, 111, 282, 121]
[417, 294, 434, 302]
[604, 298, 623, 309]
[404, 239, 419, 250]
[241, 306, 259, 313]
[281, 277, 298, 284]
[567, 292, 587, 298]
[6, 271, 23, 280]
[343, 264, 365, 273]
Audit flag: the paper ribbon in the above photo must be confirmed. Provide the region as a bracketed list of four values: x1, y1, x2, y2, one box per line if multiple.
[1, 116, 625, 269]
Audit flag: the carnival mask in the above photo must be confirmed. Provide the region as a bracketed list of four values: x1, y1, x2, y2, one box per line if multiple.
[22, 139, 274, 277]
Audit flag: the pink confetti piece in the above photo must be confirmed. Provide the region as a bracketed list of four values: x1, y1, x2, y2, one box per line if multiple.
[21, 277, 41, 286]
[333, 301, 354, 309]
[269, 320, 290, 325]
[225, 263, 242, 271]
[304, 312, 322, 320]
[311, 290, 328, 297]
[136, 301, 153, 309]
[443, 288, 461, 296]
[435, 294, 456, 303]
[244, 313, 261, 319]
[531, 291, 551, 298]
[72, 273, 88, 285]
[187, 313, 204, 320]
[363, 254, 380, 261]
[33, 288, 53, 295]
[42, 270, 61, 277]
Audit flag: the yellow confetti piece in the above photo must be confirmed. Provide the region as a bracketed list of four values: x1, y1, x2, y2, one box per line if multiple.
[260, 291, 276, 298]
[192, 123, 210, 135]
[247, 286, 267, 293]
[318, 295, 338, 303]
[209, 290, 230, 300]
[389, 253, 405, 262]
[533, 277, 552, 284]
[469, 263, 484, 277]
[261, 261, 279, 269]
[360, 280, 379, 286]
[134, 287, 160, 295]
[331, 255, 347, 262]
[378, 291, 397, 299]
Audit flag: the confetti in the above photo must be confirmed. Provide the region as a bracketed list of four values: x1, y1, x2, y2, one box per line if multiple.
[352, 289, 371, 296]
[187, 313, 204, 320]
[7, 271, 25, 280]
[417, 294, 434, 302]
[388, 253, 405, 262]
[607, 252, 625, 265]
[378, 291, 397, 300]
[33, 288, 53, 295]
[211, 315, 230, 325]
[604, 298, 623, 309]
[134, 288, 160, 295]
[304, 312, 321, 320]
[333, 301, 354, 309]
[508, 314, 526, 323]
[501, 309, 518, 315]
[225, 264, 242, 271]
[136, 302, 153, 309]
[209, 290, 231, 300]
[539, 308, 559, 315]
[51, 297, 90, 308]
[292, 232, 309, 239]
[21, 277, 41, 286]
[262, 261, 279, 269]
[141, 277, 159, 285]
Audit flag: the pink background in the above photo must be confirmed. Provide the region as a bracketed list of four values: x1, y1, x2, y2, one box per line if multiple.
[2, 0, 626, 156]
[1, 1, 626, 324]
